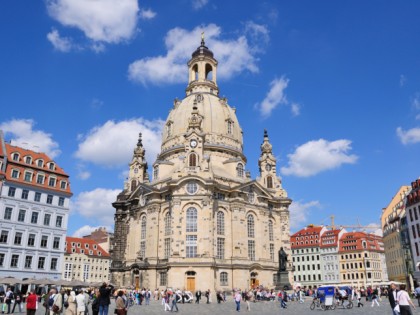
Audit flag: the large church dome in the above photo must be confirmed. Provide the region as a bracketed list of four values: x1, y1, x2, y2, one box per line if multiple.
[161, 39, 243, 154]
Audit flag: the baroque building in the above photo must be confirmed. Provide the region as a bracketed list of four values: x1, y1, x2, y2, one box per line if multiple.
[406, 178, 420, 285]
[0, 131, 72, 280]
[111, 39, 292, 291]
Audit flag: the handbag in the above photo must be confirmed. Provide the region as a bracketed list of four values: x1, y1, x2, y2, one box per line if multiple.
[394, 304, 400, 313]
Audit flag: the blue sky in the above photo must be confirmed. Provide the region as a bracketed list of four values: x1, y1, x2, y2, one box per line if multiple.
[1, 0, 420, 237]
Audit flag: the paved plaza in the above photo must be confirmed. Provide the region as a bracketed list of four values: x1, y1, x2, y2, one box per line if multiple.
[30, 297, 417, 315]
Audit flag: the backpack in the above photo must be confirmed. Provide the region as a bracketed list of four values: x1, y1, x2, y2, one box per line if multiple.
[16, 295, 21, 302]
[48, 296, 55, 307]
[9, 292, 14, 300]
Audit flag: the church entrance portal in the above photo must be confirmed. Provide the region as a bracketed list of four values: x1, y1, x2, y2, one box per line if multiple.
[186, 271, 196, 291]
[250, 272, 259, 288]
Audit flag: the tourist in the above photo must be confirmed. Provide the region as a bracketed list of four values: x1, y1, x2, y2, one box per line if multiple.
[415, 284, 420, 307]
[371, 287, 380, 307]
[356, 289, 363, 307]
[11, 290, 23, 313]
[234, 291, 241, 312]
[98, 283, 113, 315]
[115, 291, 126, 315]
[205, 290, 210, 304]
[195, 290, 201, 304]
[75, 291, 86, 315]
[91, 290, 99, 315]
[171, 292, 179, 312]
[396, 284, 416, 315]
[26, 290, 37, 315]
[388, 283, 399, 315]
[65, 292, 77, 315]
[5, 287, 13, 314]
[244, 291, 251, 311]
[163, 291, 171, 312]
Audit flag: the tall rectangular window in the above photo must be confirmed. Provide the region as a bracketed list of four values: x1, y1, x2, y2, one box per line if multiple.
[14, 232, 22, 245]
[53, 237, 60, 249]
[21, 189, 29, 200]
[8, 187, 16, 197]
[50, 258, 58, 270]
[164, 238, 171, 259]
[60, 181, 67, 189]
[64, 263, 72, 280]
[24, 256, 32, 268]
[48, 178, 56, 187]
[0, 231, 9, 243]
[139, 241, 146, 259]
[270, 243, 275, 261]
[58, 197, 65, 206]
[83, 264, 90, 280]
[216, 237, 225, 259]
[36, 174, 44, 184]
[11, 254, 19, 268]
[46, 195, 53, 204]
[0, 253, 4, 266]
[31, 212, 39, 224]
[11, 170, 19, 178]
[27, 234, 35, 246]
[43, 214, 51, 226]
[186, 235, 197, 258]
[248, 240, 255, 260]
[40, 236, 48, 248]
[4, 207, 12, 220]
[24, 172, 32, 182]
[34, 192, 41, 202]
[56, 216, 63, 228]
[18, 209, 26, 222]
[38, 257, 45, 269]
[160, 272, 167, 286]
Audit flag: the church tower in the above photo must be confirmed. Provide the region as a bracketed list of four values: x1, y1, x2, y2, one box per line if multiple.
[111, 38, 292, 292]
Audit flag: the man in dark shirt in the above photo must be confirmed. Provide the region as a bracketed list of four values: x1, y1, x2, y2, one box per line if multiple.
[388, 283, 399, 315]
[98, 283, 114, 315]
[195, 290, 201, 304]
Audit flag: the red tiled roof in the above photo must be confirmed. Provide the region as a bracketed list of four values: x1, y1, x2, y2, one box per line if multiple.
[320, 229, 341, 248]
[291, 225, 324, 249]
[1, 143, 72, 195]
[338, 232, 384, 253]
[65, 237, 110, 257]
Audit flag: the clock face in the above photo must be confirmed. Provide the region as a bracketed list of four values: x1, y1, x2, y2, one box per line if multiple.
[190, 139, 198, 148]
[265, 164, 272, 171]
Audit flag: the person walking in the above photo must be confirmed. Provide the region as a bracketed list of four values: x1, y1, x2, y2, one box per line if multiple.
[51, 289, 63, 315]
[115, 291, 126, 315]
[396, 284, 416, 315]
[234, 291, 241, 312]
[205, 290, 210, 304]
[388, 283, 399, 315]
[98, 283, 113, 315]
[11, 290, 23, 313]
[415, 284, 420, 307]
[171, 293, 179, 312]
[244, 291, 250, 311]
[26, 290, 37, 315]
[65, 292, 77, 315]
[91, 290, 99, 315]
[5, 287, 13, 314]
[163, 292, 171, 312]
[356, 289, 363, 307]
[371, 288, 380, 307]
[195, 290, 201, 304]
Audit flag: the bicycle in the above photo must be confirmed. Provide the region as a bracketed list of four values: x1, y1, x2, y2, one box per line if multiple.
[310, 298, 325, 310]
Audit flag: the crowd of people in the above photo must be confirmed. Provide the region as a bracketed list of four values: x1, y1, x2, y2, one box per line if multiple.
[1, 281, 420, 314]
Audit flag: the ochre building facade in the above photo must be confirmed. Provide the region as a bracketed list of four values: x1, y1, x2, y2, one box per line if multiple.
[111, 40, 292, 291]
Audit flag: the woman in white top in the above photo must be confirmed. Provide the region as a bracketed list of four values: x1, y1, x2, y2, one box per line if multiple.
[397, 284, 416, 315]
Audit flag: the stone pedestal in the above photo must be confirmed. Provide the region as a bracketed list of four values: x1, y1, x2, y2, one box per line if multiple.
[275, 271, 291, 290]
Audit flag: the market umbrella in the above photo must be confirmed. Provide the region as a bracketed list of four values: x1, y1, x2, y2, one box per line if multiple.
[32, 278, 59, 285]
[0, 276, 21, 284]
[21, 278, 38, 285]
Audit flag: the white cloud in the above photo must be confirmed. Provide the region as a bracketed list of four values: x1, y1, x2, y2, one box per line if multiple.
[412, 94, 420, 110]
[139, 8, 156, 20]
[192, 0, 208, 10]
[289, 200, 321, 230]
[75, 118, 164, 167]
[72, 188, 120, 225]
[291, 103, 301, 116]
[0, 119, 61, 158]
[47, 29, 73, 52]
[46, 0, 139, 44]
[400, 74, 406, 87]
[397, 127, 420, 145]
[72, 225, 112, 238]
[281, 139, 358, 177]
[244, 21, 269, 47]
[256, 77, 289, 118]
[128, 23, 263, 85]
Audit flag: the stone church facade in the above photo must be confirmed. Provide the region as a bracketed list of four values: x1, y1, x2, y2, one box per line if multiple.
[111, 39, 292, 291]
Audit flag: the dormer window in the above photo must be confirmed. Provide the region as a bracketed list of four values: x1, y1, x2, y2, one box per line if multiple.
[12, 153, 19, 161]
[85, 244, 89, 249]
[11, 169, 19, 179]
[48, 177, 56, 187]
[49, 162, 55, 171]
[25, 156, 32, 164]
[60, 181, 67, 190]
[37, 159, 44, 168]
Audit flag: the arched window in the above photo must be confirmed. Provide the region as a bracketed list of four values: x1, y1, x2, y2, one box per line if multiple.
[141, 216, 147, 240]
[131, 180, 137, 191]
[227, 121, 233, 134]
[189, 153, 197, 167]
[153, 166, 159, 180]
[165, 212, 171, 236]
[186, 207, 197, 232]
[247, 214, 255, 238]
[268, 221, 274, 241]
[12, 153, 19, 161]
[266, 176, 273, 189]
[205, 63, 213, 80]
[237, 163, 244, 178]
[217, 211, 225, 235]
[220, 272, 228, 286]
[192, 64, 198, 81]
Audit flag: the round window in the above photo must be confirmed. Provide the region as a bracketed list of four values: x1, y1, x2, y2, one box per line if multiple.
[186, 181, 198, 195]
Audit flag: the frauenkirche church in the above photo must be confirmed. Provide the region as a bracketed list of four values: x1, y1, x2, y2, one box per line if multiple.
[111, 38, 292, 291]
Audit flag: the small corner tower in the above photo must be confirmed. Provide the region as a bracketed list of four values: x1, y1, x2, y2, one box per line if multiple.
[186, 33, 219, 95]
[127, 133, 149, 192]
[258, 129, 283, 194]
